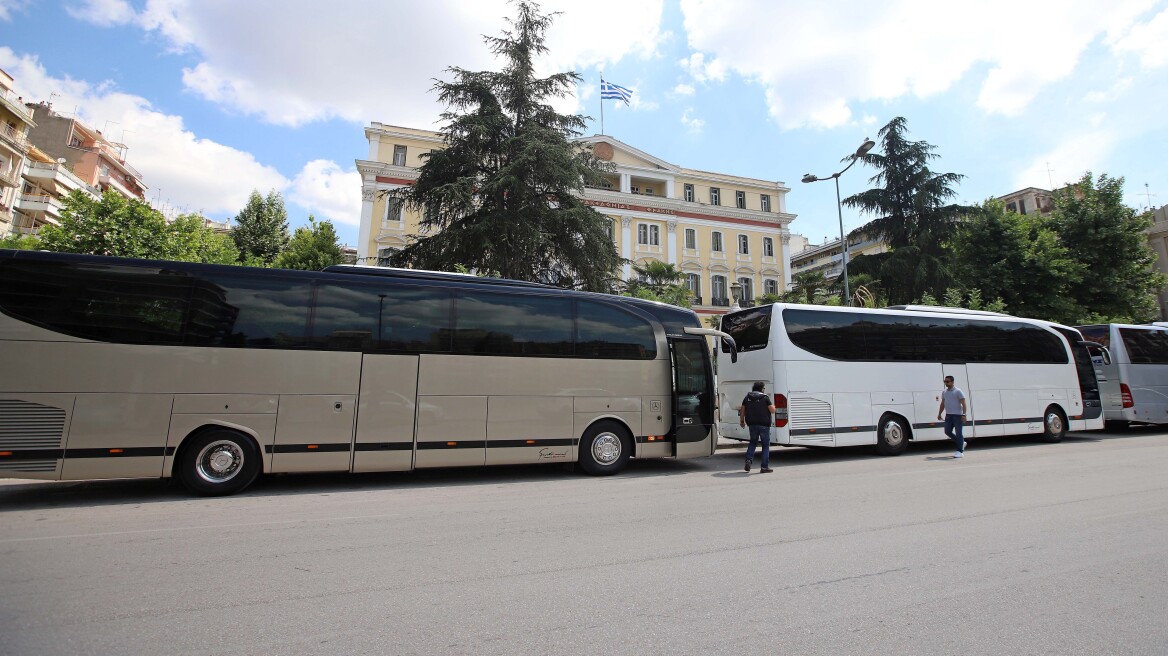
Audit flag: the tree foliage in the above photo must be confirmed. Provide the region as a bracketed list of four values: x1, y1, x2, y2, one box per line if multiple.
[232, 190, 289, 265]
[0, 233, 41, 250]
[386, 1, 621, 291]
[843, 117, 966, 303]
[623, 260, 691, 307]
[275, 216, 345, 271]
[36, 190, 238, 263]
[949, 200, 1080, 322]
[1047, 173, 1163, 323]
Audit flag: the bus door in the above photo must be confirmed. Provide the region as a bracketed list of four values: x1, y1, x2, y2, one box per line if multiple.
[669, 337, 715, 457]
[941, 364, 985, 437]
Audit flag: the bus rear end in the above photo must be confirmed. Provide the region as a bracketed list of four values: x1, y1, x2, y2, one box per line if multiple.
[716, 304, 786, 444]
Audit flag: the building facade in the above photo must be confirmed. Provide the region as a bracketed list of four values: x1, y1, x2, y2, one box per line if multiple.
[23, 102, 147, 202]
[1145, 204, 1168, 320]
[356, 123, 795, 317]
[996, 187, 1054, 215]
[11, 144, 102, 235]
[0, 69, 36, 236]
[788, 233, 887, 283]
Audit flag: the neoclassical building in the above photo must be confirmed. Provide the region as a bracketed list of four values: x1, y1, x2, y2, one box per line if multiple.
[356, 123, 795, 318]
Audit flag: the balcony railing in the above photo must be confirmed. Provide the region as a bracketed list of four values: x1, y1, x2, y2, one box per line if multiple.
[711, 297, 730, 307]
[0, 123, 29, 152]
[689, 296, 703, 306]
[0, 167, 20, 188]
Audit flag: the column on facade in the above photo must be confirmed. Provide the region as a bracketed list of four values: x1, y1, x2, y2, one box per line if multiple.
[620, 173, 631, 194]
[621, 216, 633, 279]
[779, 230, 790, 291]
[665, 179, 675, 199]
[667, 221, 678, 265]
[357, 185, 377, 264]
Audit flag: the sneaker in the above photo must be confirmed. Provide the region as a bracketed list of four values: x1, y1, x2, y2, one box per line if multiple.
[953, 451, 964, 459]
[744, 459, 752, 472]
[964, 440, 969, 450]
[760, 467, 773, 473]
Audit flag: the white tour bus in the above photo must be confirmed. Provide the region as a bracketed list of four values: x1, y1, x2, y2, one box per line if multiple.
[0, 249, 731, 495]
[1077, 323, 1168, 426]
[716, 303, 1103, 454]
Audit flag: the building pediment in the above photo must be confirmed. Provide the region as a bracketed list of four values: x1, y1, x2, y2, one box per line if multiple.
[576, 136, 678, 173]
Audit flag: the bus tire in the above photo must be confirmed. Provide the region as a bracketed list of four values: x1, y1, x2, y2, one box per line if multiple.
[1041, 406, 1066, 443]
[578, 421, 632, 476]
[177, 429, 261, 496]
[876, 414, 910, 456]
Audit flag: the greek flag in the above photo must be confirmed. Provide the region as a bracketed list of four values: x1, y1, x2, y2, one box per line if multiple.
[600, 79, 633, 105]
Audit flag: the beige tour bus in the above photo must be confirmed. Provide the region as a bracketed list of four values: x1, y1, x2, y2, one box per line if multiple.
[0, 250, 730, 495]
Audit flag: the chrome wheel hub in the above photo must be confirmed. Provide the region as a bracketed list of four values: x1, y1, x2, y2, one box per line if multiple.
[882, 421, 905, 447]
[196, 440, 243, 483]
[1046, 413, 1063, 434]
[592, 433, 622, 465]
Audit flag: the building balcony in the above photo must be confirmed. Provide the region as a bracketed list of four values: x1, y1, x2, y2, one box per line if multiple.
[17, 193, 63, 218]
[98, 171, 145, 199]
[25, 162, 101, 197]
[711, 297, 730, 307]
[689, 296, 703, 306]
[0, 166, 21, 188]
[0, 123, 30, 153]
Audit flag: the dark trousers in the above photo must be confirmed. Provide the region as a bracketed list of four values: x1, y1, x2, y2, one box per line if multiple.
[944, 414, 964, 451]
[746, 424, 770, 468]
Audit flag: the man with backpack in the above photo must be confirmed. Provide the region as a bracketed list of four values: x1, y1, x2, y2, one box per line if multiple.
[738, 381, 776, 473]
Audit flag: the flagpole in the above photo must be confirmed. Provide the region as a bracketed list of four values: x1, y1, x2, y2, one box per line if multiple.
[599, 74, 605, 135]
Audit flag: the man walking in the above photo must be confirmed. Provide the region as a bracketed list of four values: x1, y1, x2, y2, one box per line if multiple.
[937, 375, 968, 458]
[739, 381, 776, 473]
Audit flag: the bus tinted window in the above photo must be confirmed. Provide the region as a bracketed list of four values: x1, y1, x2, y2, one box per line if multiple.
[638, 303, 700, 337]
[721, 305, 772, 353]
[186, 273, 310, 348]
[0, 259, 190, 344]
[1077, 324, 1110, 348]
[783, 309, 1067, 364]
[1120, 328, 1168, 364]
[576, 300, 657, 359]
[310, 282, 453, 353]
[454, 291, 573, 356]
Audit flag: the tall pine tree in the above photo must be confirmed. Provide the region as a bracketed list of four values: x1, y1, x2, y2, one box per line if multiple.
[387, 1, 621, 291]
[232, 190, 289, 265]
[843, 117, 966, 304]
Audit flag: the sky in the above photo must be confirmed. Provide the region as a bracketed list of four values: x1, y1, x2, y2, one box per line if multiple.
[2, 0, 1167, 249]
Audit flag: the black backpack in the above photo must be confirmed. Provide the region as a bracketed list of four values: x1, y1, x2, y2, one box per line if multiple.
[741, 391, 772, 426]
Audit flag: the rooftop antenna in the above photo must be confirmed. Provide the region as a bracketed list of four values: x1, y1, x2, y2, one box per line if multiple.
[1144, 183, 1157, 212]
[102, 119, 119, 136]
[1045, 162, 1055, 190]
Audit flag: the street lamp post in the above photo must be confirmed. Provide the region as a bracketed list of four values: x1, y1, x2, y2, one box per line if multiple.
[730, 281, 743, 311]
[802, 138, 876, 305]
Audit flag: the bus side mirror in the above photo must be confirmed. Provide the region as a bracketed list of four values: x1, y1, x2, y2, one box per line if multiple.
[722, 338, 737, 363]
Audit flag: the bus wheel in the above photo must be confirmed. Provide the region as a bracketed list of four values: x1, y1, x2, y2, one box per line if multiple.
[1041, 406, 1066, 443]
[578, 421, 631, 476]
[876, 415, 909, 456]
[177, 429, 261, 496]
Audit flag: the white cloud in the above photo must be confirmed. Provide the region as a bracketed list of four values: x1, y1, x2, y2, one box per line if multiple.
[680, 107, 704, 134]
[1111, 6, 1168, 68]
[672, 83, 695, 96]
[1084, 77, 1134, 103]
[1013, 128, 1119, 191]
[0, 47, 287, 218]
[63, 0, 667, 128]
[0, 0, 28, 21]
[65, 0, 135, 26]
[288, 160, 362, 228]
[678, 0, 1164, 129]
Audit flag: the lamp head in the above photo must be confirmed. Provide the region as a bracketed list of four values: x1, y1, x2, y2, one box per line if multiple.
[856, 138, 876, 157]
[801, 173, 818, 183]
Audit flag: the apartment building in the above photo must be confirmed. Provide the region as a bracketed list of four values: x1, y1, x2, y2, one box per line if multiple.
[10, 144, 103, 235]
[356, 123, 795, 317]
[788, 233, 887, 283]
[0, 69, 37, 236]
[24, 102, 147, 202]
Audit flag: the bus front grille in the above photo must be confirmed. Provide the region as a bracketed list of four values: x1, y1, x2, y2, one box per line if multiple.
[0, 399, 66, 450]
[0, 460, 57, 473]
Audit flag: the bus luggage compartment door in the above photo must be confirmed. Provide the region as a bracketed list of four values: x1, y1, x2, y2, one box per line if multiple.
[669, 337, 715, 458]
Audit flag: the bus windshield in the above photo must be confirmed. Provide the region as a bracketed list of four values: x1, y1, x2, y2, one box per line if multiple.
[720, 305, 772, 352]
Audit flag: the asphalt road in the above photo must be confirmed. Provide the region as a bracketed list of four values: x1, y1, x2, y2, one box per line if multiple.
[1, 427, 1166, 656]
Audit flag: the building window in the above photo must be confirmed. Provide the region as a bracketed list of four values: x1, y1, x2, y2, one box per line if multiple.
[684, 183, 694, 202]
[1019, 198, 1028, 215]
[736, 191, 746, 209]
[763, 237, 774, 257]
[1006, 202, 1018, 213]
[764, 279, 778, 296]
[384, 197, 403, 222]
[686, 273, 701, 301]
[711, 231, 723, 252]
[737, 277, 754, 302]
[630, 185, 641, 194]
[637, 223, 660, 246]
[761, 194, 771, 212]
[377, 247, 399, 267]
[738, 234, 749, 255]
[712, 275, 728, 304]
[684, 228, 696, 250]
[644, 187, 654, 195]
[392, 145, 407, 167]
[710, 187, 721, 206]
